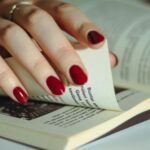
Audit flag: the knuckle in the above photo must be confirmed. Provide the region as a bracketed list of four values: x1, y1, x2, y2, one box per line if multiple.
[0, 23, 19, 42]
[31, 58, 45, 71]
[25, 7, 49, 25]
[56, 47, 77, 63]
[55, 3, 75, 13]
[0, 70, 10, 81]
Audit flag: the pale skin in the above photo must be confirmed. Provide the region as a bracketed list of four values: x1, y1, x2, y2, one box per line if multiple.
[0, 0, 118, 104]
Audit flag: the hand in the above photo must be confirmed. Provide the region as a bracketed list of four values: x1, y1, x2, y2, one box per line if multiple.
[0, 0, 118, 104]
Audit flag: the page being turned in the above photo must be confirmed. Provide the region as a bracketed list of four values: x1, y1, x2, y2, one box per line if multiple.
[2, 41, 120, 110]
[68, 0, 150, 92]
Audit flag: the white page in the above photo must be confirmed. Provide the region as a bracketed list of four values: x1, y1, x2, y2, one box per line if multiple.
[0, 90, 148, 141]
[65, 0, 150, 92]
[0, 120, 149, 150]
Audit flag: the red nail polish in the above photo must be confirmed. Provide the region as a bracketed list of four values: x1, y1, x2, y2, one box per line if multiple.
[87, 31, 104, 44]
[13, 87, 28, 104]
[69, 65, 88, 85]
[46, 76, 65, 95]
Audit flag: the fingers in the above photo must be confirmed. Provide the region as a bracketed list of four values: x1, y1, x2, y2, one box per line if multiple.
[0, 56, 28, 104]
[109, 52, 118, 68]
[13, 5, 88, 85]
[0, 17, 65, 96]
[34, 0, 105, 49]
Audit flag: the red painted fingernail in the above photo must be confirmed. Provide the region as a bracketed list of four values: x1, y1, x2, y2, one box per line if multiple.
[13, 87, 28, 104]
[46, 76, 65, 95]
[87, 31, 104, 44]
[69, 65, 88, 85]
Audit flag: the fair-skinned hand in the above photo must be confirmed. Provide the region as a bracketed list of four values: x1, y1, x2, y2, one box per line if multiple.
[0, 0, 118, 104]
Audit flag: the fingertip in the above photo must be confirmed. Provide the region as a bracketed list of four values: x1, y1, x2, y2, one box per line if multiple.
[85, 30, 105, 49]
[13, 86, 29, 104]
[69, 65, 88, 85]
[46, 75, 66, 96]
[110, 52, 119, 68]
[87, 30, 105, 45]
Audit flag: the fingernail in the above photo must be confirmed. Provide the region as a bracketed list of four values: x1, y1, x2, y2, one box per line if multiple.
[46, 76, 65, 95]
[69, 65, 88, 85]
[87, 31, 104, 44]
[13, 87, 28, 104]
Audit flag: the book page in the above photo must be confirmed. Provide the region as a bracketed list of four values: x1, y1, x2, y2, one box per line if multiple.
[0, 90, 148, 134]
[0, 96, 120, 149]
[1, 41, 120, 110]
[0, 90, 149, 149]
[66, 0, 150, 92]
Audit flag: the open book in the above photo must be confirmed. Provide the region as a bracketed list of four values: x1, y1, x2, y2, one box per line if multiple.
[0, 0, 149, 150]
